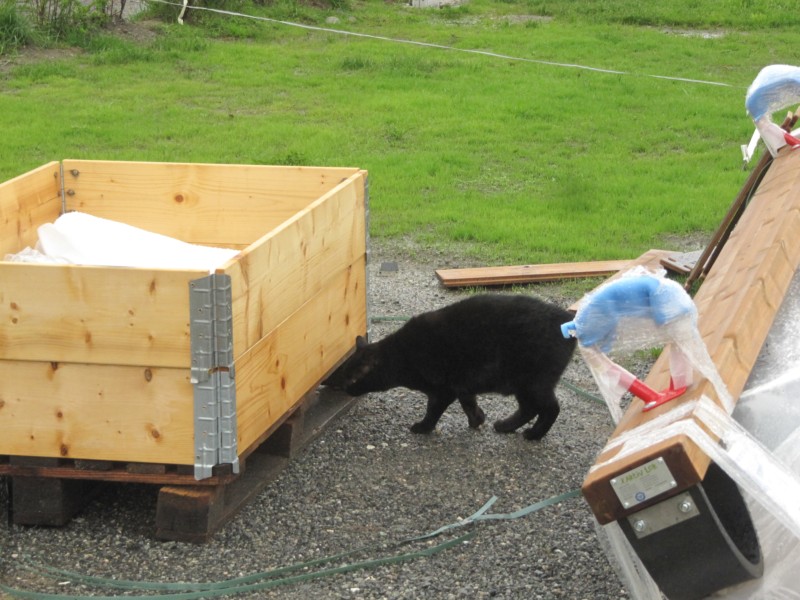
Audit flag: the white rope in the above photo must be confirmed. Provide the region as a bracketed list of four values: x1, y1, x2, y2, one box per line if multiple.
[147, 0, 736, 88]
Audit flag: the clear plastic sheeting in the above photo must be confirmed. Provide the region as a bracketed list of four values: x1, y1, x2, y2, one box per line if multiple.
[565, 267, 697, 355]
[565, 268, 731, 421]
[596, 520, 663, 600]
[745, 65, 800, 157]
[745, 65, 800, 122]
[594, 268, 800, 599]
[3, 211, 240, 272]
[716, 269, 800, 599]
[717, 432, 800, 599]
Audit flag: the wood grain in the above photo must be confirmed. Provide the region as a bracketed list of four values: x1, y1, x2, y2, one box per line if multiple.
[0, 361, 194, 464]
[62, 160, 364, 247]
[0, 161, 62, 256]
[582, 147, 800, 524]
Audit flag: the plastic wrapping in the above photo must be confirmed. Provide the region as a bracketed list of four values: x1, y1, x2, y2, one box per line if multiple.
[716, 269, 800, 599]
[3, 212, 239, 272]
[564, 268, 731, 420]
[745, 65, 800, 157]
[595, 520, 663, 600]
[745, 65, 800, 122]
[716, 430, 800, 599]
[564, 267, 697, 354]
[592, 267, 800, 598]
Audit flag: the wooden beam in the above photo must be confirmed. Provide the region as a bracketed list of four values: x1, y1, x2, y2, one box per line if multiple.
[436, 250, 673, 288]
[582, 145, 800, 525]
[682, 109, 800, 291]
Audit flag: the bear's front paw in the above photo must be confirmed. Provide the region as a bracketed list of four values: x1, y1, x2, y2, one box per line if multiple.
[410, 421, 435, 434]
[493, 419, 517, 434]
[467, 407, 486, 429]
[523, 425, 547, 441]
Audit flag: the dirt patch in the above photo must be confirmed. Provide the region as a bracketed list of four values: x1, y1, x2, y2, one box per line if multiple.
[0, 19, 160, 74]
[660, 27, 727, 39]
[408, 0, 465, 7]
[0, 46, 80, 73]
[106, 18, 161, 44]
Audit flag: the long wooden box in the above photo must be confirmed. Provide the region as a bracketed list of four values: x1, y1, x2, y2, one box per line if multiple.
[0, 160, 368, 479]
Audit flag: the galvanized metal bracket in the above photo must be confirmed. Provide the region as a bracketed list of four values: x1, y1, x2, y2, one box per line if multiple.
[620, 462, 763, 599]
[190, 273, 239, 480]
[625, 491, 699, 539]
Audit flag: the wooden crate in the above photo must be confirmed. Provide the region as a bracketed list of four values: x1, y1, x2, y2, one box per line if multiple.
[0, 160, 368, 480]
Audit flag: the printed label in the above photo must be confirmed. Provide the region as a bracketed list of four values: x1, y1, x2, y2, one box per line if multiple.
[610, 457, 677, 509]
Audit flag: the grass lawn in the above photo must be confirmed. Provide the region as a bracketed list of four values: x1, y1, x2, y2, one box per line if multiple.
[1, 0, 797, 264]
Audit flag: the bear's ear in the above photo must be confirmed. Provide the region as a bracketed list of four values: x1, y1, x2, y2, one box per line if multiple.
[356, 335, 368, 349]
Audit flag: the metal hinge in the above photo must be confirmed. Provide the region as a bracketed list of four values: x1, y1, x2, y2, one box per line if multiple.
[190, 273, 239, 480]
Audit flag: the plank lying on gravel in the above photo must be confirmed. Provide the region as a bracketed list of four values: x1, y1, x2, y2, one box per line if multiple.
[435, 249, 672, 288]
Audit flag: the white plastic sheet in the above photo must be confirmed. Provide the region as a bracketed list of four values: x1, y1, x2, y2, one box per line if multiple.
[745, 65, 800, 157]
[4, 212, 239, 272]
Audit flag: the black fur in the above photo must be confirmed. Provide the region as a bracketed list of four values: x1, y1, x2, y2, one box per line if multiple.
[323, 294, 576, 440]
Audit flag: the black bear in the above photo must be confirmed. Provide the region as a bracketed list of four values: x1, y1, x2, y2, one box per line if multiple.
[323, 294, 576, 440]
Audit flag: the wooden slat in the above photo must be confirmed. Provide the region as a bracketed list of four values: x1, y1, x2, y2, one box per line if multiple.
[582, 146, 800, 524]
[0, 461, 235, 486]
[0, 262, 200, 367]
[0, 361, 195, 464]
[0, 161, 62, 256]
[235, 256, 368, 453]
[436, 249, 674, 289]
[225, 170, 368, 356]
[435, 258, 635, 288]
[62, 160, 363, 247]
[660, 250, 702, 275]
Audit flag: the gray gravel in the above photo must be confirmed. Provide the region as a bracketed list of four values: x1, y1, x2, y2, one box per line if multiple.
[0, 241, 633, 599]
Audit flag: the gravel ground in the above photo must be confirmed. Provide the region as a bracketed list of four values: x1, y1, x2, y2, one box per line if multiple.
[0, 241, 641, 600]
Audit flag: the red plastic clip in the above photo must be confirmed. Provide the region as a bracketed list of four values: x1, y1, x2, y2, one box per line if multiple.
[784, 131, 800, 148]
[628, 378, 688, 412]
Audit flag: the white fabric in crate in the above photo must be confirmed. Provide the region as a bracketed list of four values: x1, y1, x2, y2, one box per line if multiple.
[32, 212, 239, 271]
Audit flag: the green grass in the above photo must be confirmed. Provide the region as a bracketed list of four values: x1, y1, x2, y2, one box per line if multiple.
[1, 0, 796, 264]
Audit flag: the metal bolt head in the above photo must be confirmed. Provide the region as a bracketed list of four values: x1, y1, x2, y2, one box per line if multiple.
[678, 499, 694, 514]
[632, 519, 647, 532]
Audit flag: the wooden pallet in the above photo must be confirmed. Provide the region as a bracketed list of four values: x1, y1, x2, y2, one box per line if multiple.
[2, 387, 356, 542]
